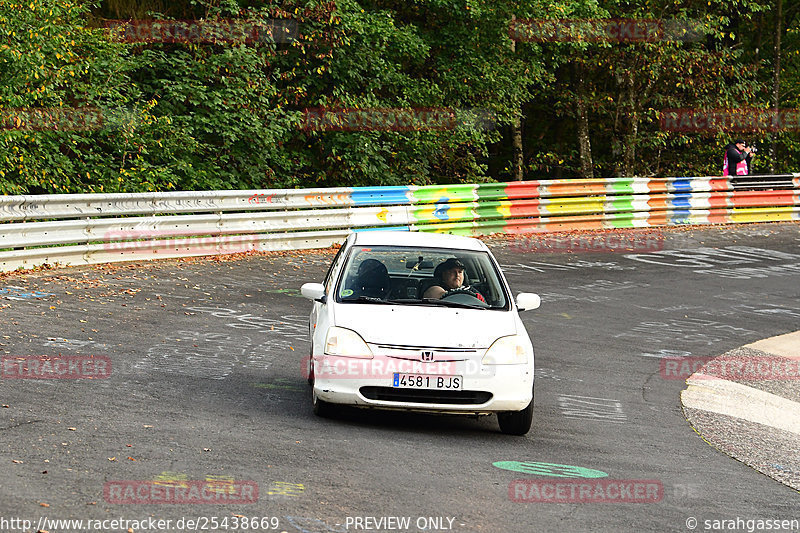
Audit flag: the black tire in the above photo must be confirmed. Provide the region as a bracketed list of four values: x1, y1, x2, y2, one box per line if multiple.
[311, 386, 336, 418]
[497, 399, 533, 435]
[306, 354, 314, 387]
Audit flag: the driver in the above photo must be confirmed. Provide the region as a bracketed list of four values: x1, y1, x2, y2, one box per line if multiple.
[423, 258, 485, 302]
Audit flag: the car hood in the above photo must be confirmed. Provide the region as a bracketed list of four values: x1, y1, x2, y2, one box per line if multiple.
[333, 303, 517, 349]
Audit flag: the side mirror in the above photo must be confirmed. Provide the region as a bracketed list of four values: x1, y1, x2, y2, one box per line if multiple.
[516, 292, 541, 311]
[301, 283, 327, 303]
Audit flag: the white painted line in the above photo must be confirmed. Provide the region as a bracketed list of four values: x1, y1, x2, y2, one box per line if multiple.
[681, 376, 800, 435]
[745, 330, 800, 359]
[557, 394, 621, 402]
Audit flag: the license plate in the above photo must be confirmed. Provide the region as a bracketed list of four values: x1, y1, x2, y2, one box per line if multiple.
[392, 373, 462, 390]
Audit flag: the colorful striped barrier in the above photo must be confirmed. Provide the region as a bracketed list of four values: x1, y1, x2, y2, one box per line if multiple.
[1, 174, 798, 271]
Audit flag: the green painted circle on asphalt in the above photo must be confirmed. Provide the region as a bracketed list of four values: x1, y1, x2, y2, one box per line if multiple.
[493, 461, 608, 478]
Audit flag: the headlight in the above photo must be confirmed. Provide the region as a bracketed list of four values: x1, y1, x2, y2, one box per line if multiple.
[324, 327, 373, 358]
[482, 335, 533, 365]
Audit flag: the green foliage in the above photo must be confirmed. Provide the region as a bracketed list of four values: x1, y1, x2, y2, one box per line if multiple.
[0, 0, 798, 194]
[297, 0, 542, 187]
[513, 0, 785, 178]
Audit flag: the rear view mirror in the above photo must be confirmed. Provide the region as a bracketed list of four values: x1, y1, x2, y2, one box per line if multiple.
[406, 259, 433, 269]
[516, 293, 541, 311]
[301, 283, 326, 302]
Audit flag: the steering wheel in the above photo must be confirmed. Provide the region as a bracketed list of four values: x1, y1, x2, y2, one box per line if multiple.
[441, 287, 489, 307]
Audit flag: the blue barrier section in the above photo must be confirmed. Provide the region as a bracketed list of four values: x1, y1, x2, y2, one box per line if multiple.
[671, 209, 692, 224]
[350, 187, 412, 206]
[671, 193, 692, 209]
[353, 226, 411, 232]
[672, 179, 693, 192]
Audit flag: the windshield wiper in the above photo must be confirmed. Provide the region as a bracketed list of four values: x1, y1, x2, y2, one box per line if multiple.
[421, 298, 487, 309]
[384, 298, 433, 305]
[341, 296, 394, 304]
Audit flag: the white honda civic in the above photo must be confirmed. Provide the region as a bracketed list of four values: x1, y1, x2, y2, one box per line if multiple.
[300, 230, 540, 435]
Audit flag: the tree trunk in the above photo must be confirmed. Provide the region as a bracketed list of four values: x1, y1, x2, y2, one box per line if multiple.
[574, 62, 593, 178]
[510, 16, 524, 181]
[512, 117, 524, 181]
[621, 71, 638, 177]
[769, 0, 783, 173]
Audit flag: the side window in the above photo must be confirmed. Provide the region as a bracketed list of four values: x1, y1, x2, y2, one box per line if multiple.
[471, 256, 506, 308]
[324, 244, 347, 294]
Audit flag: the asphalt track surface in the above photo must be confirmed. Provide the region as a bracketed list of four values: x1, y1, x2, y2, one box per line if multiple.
[1, 223, 798, 533]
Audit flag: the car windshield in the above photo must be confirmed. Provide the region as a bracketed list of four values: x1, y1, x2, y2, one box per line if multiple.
[336, 245, 509, 309]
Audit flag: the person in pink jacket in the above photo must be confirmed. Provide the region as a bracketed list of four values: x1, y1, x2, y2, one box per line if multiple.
[723, 139, 754, 176]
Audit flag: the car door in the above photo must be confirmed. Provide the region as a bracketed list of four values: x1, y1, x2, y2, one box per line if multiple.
[310, 236, 350, 355]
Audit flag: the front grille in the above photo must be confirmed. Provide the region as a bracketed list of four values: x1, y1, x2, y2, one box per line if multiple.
[374, 344, 478, 354]
[360, 387, 492, 405]
[369, 344, 480, 362]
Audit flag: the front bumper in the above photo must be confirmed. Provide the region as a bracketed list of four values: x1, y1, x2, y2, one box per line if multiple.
[312, 355, 533, 413]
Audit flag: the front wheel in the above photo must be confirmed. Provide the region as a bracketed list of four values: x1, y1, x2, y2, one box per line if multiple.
[311, 387, 336, 418]
[306, 354, 314, 387]
[497, 399, 533, 435]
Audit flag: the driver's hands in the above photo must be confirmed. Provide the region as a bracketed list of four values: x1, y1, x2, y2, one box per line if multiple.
[444, 286, 486, 303]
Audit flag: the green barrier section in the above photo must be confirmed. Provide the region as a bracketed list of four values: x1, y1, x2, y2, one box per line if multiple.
[410, 184, 477, 204]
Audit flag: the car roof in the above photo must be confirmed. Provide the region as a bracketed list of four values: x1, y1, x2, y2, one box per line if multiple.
[350, 230, 488, 251]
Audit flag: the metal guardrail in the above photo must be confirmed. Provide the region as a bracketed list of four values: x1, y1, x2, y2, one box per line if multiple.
[1, 174, 799, 272]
